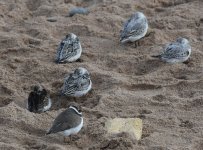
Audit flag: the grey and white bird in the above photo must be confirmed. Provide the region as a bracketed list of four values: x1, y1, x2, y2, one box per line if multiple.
[27, 85, 52, 113]
[56, 33, 82, 63]
[152, 38, 191, 63]
[120, 12, 148, 44]
[61, 67, 92, 97]
[46, 105, 83, 141]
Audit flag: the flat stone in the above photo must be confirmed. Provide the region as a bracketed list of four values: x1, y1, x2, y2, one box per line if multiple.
[105, 118, 143, 140]
[47, 17, 57, 22]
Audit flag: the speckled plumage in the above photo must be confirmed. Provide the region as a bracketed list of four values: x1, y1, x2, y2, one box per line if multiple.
[27, 85, 52, 113]
[61, 67, 92, 97]
[56, 33, 82, 63]
[152, 38, 191, 63]
[120, 12, 148, 43]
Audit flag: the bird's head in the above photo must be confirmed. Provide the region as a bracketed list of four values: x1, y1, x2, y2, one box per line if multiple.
[74, 67, 90, 78]
[176, 37, 189, 45]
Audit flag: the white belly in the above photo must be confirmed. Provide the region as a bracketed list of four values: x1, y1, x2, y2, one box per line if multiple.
[67, 45, 82, 62]
[72, 80, 92, 97]
[121, 24, 148, 43]
[129, 28, 148, 42]
[162, 55, 190, 63]
[63, 117, 83, 136]
[43, 98, 52, 112]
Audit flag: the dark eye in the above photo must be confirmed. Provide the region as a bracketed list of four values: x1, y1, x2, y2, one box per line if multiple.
[74, 69, 80, 75]
[186, 51, 190, 56]
[83, 73, 89, 79]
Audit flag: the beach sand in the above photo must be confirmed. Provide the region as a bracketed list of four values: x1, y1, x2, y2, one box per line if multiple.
[0, 0, 203, 149]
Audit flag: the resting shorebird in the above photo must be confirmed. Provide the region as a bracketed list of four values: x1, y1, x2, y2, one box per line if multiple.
[56, 33, 82, 63]
[152, 38, 191, 63]
[46, 105, 83, 142]
[120, 12, 148, 47]
[27, 85, 52, 113]
[61, 67, 92, 97]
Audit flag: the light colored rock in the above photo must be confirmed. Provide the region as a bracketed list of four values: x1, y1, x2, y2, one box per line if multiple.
[105, 118, 143, 140]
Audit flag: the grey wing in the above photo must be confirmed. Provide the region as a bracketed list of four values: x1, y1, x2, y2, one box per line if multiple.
[162, 44, 189, 59]
[63, 82, 78, 96]
[127, 18, 147, 36]
[56, 40, 66, 61]
[120, 17, 133, 39]
[57, 38, 80, 62]
[122, 17, 131, 31]
[62, 75, 80, 95]
[63, 84, 78, 95]
[48, 109, 81, 134]
[121, 18, 147, 39]
[77, 78, 91, 91]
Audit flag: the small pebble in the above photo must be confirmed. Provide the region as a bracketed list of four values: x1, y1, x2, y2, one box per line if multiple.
[47, 17, 57, 22]
[69, 7, 89, 17]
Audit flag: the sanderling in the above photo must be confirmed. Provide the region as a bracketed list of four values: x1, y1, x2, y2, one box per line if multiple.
[27, 85, 52, 113]
[61, 67, 92, 97]
[120, 12, 148, 46]
[46, 105, 83, 142]
[56, 33, 82, 63]
[152, 38, 191, 63]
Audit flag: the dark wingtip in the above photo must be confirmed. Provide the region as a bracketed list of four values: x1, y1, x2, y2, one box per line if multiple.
[46, 130, 51, 135]
[59, 91, 65, 97]
[151, 55, 161, 58]
[55, 59, 61, 64]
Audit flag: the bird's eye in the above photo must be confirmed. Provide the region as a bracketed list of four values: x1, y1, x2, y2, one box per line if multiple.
[83, 73, 89, 79]
[186, 51, 190, 56]
[74, 69, 80, 75]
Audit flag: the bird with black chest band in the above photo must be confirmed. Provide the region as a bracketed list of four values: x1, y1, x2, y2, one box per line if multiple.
[46, 104, 83, 142]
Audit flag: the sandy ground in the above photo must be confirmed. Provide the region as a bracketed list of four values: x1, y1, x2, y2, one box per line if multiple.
[0, 0, 203, 149]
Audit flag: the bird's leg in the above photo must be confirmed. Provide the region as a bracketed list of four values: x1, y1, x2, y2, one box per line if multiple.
[56, 97, 62, 109]
[73, 97, 77, 102]
[137, 40, 141, 46]
[89, 88, 94, 95]
[76, 58, 83, 63]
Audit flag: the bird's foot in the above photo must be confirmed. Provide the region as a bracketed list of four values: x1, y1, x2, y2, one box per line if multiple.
[134, 41, 139, 48]
[76, 58, 83, 63]
[183, 59, 190, 65]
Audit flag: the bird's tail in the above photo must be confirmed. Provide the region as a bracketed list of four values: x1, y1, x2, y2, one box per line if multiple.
[46, 130, 52, 135]
[46, 131, 51, 135]
[55, 58, 61, 64]
[151, 55, 161, 58]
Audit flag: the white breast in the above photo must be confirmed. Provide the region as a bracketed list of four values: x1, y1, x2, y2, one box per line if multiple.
[67, 44, 82, 62]
[43, 98, 52, 112]
[63, 117, 83, 136]
[73, 80, 92, 97]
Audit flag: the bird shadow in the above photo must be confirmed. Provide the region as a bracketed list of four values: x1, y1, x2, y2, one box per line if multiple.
[50, 89, 100, 110]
